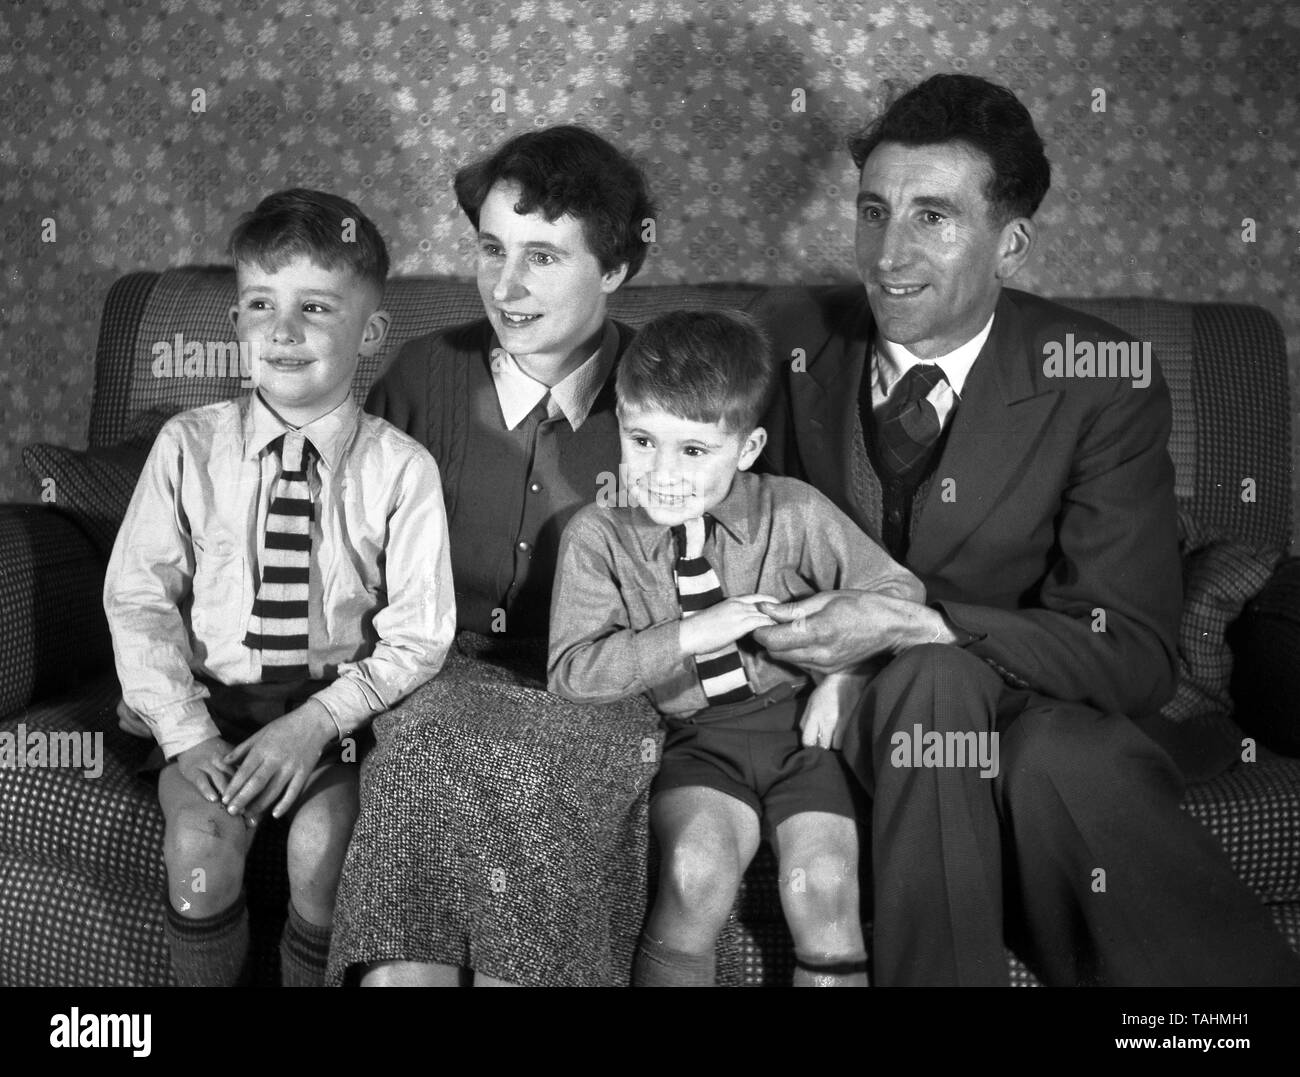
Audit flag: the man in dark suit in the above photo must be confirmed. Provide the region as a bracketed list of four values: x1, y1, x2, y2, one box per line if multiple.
[752, 73, 1299, 986]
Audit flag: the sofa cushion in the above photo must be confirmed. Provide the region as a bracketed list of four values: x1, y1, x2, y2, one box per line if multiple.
[0, 506, 114, 716]
[0, 852, 172, 987]
[1181, 757, 1300, 906]
[1161, 536, 1280, 724]
[21, 443, 150, 562]
[0, 677, 163, 891]
[0, 675, 292, 986]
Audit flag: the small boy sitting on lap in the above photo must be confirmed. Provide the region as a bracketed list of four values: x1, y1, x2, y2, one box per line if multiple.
[548, 309, 924, 987]
[105, 189, 456, 986]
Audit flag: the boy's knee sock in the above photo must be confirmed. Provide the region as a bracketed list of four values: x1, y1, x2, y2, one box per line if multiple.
[793, 949, 870, 987]
[164, 895, 250, 987]
[280, 902, 332, 988]
[632, 934, 716, 987]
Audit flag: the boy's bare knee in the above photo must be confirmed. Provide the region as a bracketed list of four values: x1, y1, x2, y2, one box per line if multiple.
[288, 805, 354, 873]
[286, 780, 358, 915]
[164, 804, 247, 909]
[166, 803, 245, 860]
[782, 847, 861, 940]
[788, 849, 855, 900]
[660, 840, 743, 919]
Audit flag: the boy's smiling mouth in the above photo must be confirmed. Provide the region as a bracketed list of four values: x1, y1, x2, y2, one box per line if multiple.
[263, 355, 314, 370]
[646, 486, 693, 506]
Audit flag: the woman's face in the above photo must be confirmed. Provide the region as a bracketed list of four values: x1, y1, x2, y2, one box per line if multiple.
[474, 180, 627, 383]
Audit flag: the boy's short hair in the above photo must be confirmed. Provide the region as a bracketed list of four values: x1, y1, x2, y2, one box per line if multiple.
[454, 124, 655, 282]
[616, 310, 776, 434]
[227, 188, 390, 293]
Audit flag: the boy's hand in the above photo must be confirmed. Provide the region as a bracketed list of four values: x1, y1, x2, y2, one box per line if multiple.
[800, 667, 875, 749]
[221, 700, 336, 822]
[175, 736, 237, 803]
[679, 594, 779, 657]
[115, 698, 153, 738]
[800, 684, 842, 750]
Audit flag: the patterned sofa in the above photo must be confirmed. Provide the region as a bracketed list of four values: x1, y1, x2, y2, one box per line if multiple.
[2, 267, 1297, 986]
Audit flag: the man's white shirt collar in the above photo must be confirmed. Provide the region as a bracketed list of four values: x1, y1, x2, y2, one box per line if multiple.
[873, 311, 996, 404]
[490, 322, 616, 431]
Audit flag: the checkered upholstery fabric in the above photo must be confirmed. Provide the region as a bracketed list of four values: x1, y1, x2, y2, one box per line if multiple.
[1182, 756, 1300, 905]
[0, 506, 114, 717]
[21, 443, 151, 562]
[88, 271, 160, 449]
[1161, 539, 1282, 722]
[1053, 297, 1198, 506]
[0, 675, 293, 986]
[1189, 304, 1291, 549]
[5, 272, 1297, 986]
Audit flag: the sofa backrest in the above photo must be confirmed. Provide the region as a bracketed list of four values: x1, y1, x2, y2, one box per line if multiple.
[89, 269, 1291, 552]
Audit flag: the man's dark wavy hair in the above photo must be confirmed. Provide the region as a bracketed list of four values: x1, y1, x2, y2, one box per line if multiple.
[228, 188, 389, 292]
[848, 73, 1052, 223]
[454, 124, 655, 282]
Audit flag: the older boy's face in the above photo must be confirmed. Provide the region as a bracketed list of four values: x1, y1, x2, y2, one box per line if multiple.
[618, 406, 766, 528]
[231, 256, 387, 426]
[476, 180, 627, 383]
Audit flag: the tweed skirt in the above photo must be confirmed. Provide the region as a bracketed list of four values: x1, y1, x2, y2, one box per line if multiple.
[325, 632, 666, 986]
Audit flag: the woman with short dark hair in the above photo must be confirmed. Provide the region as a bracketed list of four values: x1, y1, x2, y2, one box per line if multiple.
[326, 125, 658, 987]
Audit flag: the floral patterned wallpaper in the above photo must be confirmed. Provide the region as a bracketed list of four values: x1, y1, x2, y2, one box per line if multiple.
[2, 0, 1298, 543]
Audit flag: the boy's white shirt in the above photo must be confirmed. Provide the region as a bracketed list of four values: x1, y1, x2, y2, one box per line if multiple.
[104, 392, 457, 759]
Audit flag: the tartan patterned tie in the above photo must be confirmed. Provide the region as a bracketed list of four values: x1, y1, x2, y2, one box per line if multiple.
[875, 362, 949, 481]
[244, 431, 314, 682]
[672, 515, 753, 705]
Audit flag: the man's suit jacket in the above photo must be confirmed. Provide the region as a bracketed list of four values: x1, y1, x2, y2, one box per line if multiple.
[755, 285, 1181, 720]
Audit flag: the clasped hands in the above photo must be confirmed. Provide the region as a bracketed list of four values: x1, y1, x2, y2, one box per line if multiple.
[174, 699, 337, 826]
[677, 588, 940, 749]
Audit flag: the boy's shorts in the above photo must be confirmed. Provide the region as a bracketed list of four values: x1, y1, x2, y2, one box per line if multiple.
[142, 675, 366, 772]
[651, 682, 865, 836]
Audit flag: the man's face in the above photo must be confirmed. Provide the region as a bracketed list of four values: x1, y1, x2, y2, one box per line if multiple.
[231, 255, 387, 426]
[618, 405, 765, 528]
[476, 180, 627, 381]
[855, 141, 1027, 359]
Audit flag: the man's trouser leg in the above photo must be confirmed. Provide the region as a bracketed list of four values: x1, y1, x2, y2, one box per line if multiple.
[843, 643, 1300, 986]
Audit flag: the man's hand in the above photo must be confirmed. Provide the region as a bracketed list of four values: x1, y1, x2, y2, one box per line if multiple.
[754, 590, 951, 675]
[221, 699, 336, 822]
[176, 736, 237, 803]
[679, 594, 779, 657]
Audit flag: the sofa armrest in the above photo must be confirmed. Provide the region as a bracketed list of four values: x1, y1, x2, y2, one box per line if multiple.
[1228, 556, 1300, 757]
[0, 504, 114, 717]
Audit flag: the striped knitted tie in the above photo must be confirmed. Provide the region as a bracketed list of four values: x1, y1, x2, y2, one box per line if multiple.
[875, 362, 949, 481]
[244, 430, 313, 682]
[672, 515, 753, 705]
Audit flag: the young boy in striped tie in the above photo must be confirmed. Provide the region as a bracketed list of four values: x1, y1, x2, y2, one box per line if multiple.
[548, 310, 923, 986]
[104, 189, 456, 986]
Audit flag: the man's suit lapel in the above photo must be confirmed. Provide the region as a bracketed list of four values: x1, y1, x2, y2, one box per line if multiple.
[906, 290, 1061, 574]
[790, 289, 878, 531]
